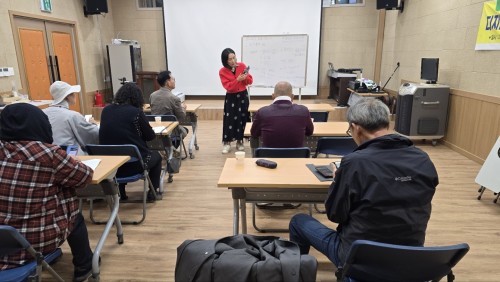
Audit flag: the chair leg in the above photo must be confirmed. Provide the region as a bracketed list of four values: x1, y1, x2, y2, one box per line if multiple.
[181, 140, 188, 160]
[477, 186, 485, 200]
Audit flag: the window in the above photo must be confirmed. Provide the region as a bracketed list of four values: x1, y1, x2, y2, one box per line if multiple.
[326, 0, 365, 7]
[137, 0, 163, 10]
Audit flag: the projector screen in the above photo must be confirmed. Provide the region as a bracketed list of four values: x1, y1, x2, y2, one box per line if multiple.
[163, 0, 322, 96]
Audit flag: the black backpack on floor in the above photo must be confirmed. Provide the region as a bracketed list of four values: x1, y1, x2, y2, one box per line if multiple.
[175, 234, 317, 282]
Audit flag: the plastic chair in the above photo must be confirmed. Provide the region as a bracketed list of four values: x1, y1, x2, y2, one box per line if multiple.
[310, 111, 329, 122]
[339, 240, 470, 282]
[86, 144, 158, 225]
[146, 114, 188, 160]
[252, 147, 311, 232]
[0, 225, 64, 282]
[313, 137, 357, 213]
[313, 137, 357, 158]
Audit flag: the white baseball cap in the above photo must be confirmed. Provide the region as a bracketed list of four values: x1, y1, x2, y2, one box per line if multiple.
[50, 81, 81, 105]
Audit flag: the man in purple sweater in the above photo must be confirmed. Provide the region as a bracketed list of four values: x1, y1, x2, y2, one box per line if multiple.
[250, 81, 314, 148]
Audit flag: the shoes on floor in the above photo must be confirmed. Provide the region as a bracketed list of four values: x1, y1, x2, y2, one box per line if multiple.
[74, 256, 101, 282]
[236, 140, 245, 151]
[147, 190, 157, 203]
[222, 144, 231, 154]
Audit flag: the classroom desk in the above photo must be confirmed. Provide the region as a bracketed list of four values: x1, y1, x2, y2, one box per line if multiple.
[0, 99, 53, 110]
[147, 121, 179, 191]
[149, 121, 179, 135]
[183, 104, 201, 159]
[76, 155, 130, 281]
[144, 103, 200, 159]
[244, 121, 350, 153]
[217, 158, 336, 235]
[346, 88, 388, 106]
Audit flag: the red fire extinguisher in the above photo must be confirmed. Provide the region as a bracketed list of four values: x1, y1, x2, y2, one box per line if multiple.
[95, 90, 104, 107]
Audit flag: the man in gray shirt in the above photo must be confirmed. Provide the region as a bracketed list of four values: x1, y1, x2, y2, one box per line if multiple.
[150, 70, 187, 138]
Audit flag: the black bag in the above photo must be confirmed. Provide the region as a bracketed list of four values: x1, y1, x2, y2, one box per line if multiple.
[168, 154, 181, 173]
[175, 234, 317, 282]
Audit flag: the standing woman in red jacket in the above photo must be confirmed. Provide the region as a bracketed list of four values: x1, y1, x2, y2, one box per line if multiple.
[219, 48, 253, 154]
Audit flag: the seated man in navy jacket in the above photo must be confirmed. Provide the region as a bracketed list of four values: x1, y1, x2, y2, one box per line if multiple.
[250, 81, 314, 148]
[289, 98, 439, 278]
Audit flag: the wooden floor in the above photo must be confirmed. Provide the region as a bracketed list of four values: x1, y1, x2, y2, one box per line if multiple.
[46, 120, 500, 281]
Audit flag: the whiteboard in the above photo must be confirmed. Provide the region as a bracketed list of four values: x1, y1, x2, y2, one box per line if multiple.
[475, 136, 500, 193]
[241, 34, 308, 88]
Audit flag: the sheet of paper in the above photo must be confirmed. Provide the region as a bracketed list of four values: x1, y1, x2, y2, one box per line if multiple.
[153, 126, 166, 134]
[85, 115, 92, 122]
[81, 159, 101, 171]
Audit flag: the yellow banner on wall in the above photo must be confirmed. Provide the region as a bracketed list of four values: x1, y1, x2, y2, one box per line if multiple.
[476, 1, 500, 50]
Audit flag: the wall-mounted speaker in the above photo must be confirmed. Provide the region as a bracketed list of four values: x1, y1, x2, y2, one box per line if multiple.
[376, 0, 398, 10]
[84, 0, 108, 16]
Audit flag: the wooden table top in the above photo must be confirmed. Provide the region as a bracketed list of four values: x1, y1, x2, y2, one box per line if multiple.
[77, 155, 130, 184]
[143, 103, 201, 113]
[217, 158, 336, 189]
[244, 121, 349, 137]
[248, 103, 335, 113]
[149, 121, 179, 135]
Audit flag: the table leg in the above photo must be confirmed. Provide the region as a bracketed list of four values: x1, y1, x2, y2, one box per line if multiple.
[233, 198, 240, 235]
[91, 180, 123, 280]
[240, 198, 247, 234]
[189, 121, 198, 158]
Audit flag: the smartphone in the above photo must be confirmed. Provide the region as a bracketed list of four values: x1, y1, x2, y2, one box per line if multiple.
[243, 66, 250, 74]
[66, 145, 79, 156]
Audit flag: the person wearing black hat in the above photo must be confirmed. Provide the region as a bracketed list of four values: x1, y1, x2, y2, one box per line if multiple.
[0, 103, 96, 281]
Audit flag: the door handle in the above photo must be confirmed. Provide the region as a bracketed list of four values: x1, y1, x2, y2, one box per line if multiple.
[48, 55, 56, 83]
[54, 55, 61, 81]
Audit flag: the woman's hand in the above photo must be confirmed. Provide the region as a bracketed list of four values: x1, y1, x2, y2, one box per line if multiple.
[237, 73, 247, 82]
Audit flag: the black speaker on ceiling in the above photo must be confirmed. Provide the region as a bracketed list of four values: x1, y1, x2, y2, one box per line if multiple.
[84, 0, 108, 16]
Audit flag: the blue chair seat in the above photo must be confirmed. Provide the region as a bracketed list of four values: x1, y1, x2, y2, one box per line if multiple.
[0, 248, 62, 282]
[115, 173, 144, 183]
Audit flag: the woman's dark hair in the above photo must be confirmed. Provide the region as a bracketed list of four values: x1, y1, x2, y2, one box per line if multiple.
[157, 70, 172, 87]
[221, 48, 235, 68]
[114, 83, 144, 109]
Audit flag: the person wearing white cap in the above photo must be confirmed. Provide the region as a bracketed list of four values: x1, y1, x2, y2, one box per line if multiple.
[43, 81, 99, 155]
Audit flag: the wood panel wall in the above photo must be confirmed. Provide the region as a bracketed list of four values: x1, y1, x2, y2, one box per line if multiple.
[444, 89, 500, 164]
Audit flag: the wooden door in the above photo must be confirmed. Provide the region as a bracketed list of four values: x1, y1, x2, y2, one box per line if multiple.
[13, 17, 82, 112]
[17, 21, 52, 100]
[46, 22, 81, 112]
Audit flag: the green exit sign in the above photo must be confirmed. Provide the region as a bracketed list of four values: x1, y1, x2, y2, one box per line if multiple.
[40, 0, 52, 12]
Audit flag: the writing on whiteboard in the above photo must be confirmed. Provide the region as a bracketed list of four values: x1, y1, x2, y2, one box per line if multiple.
[242, 34, 308, 88]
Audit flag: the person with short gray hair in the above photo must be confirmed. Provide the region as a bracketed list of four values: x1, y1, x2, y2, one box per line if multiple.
[289, 98, 439, 277]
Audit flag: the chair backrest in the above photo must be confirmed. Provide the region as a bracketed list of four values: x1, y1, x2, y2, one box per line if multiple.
[315, 137, 357, 157]
[85, 144, 145, 175]
[0, 225, 30, 257]
[146, 114, 178, 122]
[341, 240, 470, 282]
[310, 111, 329, 122]
[254, 147, 310, 158]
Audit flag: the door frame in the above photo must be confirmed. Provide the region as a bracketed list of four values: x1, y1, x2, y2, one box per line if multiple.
[9, 11, 87, 113]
